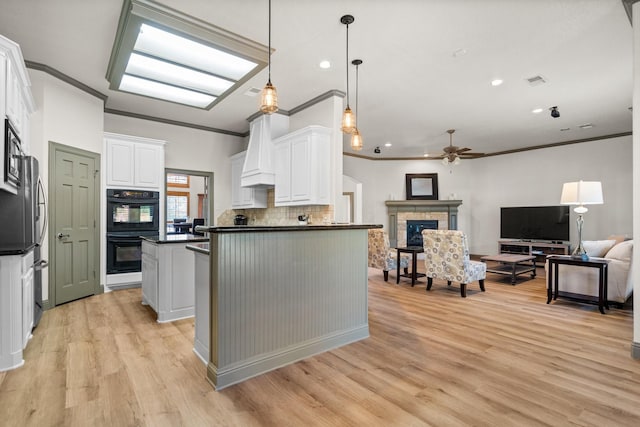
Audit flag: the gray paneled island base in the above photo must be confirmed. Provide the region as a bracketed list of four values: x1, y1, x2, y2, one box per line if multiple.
[195, 224, 381, 390]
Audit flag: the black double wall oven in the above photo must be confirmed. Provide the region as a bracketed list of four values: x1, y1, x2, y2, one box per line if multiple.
[106, 189, 159, 274]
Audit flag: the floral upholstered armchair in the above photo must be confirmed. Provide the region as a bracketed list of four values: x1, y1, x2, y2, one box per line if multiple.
[368, 229, 410, 282]
[421, 229, 486, 297]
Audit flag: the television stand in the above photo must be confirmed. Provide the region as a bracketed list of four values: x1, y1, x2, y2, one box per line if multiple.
[498, 240, 570, 264]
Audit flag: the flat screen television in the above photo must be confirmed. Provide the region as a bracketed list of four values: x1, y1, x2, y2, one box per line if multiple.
[500, 205, 570, 242]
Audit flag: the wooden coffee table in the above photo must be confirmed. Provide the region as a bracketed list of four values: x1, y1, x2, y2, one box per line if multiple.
[481, 253, 536, 285]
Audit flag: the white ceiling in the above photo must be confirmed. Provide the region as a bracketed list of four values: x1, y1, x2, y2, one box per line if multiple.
[0, 0, 633, 158]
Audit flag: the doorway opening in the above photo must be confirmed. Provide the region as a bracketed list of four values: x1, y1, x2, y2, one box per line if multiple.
[165, 168, 214, 235]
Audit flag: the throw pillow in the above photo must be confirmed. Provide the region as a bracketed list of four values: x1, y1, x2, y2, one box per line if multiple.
[582, 240, 616, 258]
[605, 239, 633, 263]
[606, 234, 628, 245]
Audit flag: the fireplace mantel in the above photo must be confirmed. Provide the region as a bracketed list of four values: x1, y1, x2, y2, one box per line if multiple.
[385, 200, 462, 247]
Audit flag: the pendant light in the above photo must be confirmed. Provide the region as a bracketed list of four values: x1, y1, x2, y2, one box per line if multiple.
[260, 0, 278, 114]
[340, 15, 356, 133]
[350, 59, 363, 151]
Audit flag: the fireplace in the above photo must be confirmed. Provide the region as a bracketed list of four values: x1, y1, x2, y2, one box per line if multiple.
[406, 220, 438, 247]
[385, 200, 462, 247]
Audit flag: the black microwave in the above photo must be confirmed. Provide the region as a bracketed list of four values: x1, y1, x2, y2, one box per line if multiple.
[4, 119, 22, 188]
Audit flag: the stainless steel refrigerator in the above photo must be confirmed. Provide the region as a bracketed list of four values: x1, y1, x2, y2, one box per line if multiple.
[0, 155, 47, 327]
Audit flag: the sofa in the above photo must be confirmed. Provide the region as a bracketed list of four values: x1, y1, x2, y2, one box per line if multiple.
[545, 237, 633, 304]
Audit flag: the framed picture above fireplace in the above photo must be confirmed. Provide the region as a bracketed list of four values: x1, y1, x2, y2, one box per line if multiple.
[406, 173, 438, 200]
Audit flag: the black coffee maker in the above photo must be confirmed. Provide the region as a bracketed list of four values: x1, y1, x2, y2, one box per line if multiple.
[234, 214, 248, 225]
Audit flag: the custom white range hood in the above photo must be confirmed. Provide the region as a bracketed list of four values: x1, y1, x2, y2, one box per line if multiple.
[241, 113, 289, 188]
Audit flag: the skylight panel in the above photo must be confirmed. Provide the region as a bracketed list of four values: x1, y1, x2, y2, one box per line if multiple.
[106, 0, 268, 110]
[134, 24, 258, 81]
[120, 75, 216, 108]
[125, 53, 234, 95]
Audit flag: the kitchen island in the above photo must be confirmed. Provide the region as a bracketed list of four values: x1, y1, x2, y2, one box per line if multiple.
[141, 233, 208, 322]
[195, 224, 380, 390]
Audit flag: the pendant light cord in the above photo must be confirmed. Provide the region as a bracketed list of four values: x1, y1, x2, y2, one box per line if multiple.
[267, 0, 272, 84]
[355, 62, 359, 116]
[345, 22, 350, 108]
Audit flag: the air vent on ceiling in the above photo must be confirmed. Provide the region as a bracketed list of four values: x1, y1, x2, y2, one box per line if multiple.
[244, 87, 262, 97]
[525, 75, 547, 86]
[578, 123, 594, 129]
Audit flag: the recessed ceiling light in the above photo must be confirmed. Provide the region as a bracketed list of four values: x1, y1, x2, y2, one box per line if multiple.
[319, 60, 331, 69]
[532, 108, 543, 114]
[491, 79, 503, 87]
[384, 143, 392, 147]
[452, 48, 467, 57]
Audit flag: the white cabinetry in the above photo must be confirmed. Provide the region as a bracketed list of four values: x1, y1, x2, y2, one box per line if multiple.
[273, 126, 331, 207]
[104, 133, 165, 190]
[141, 240, 195, 322]
[0, 35, 35, 194]
[231, 151, 267, 209]
[21, 251, 34, 349]
[0, 249, 34, 372]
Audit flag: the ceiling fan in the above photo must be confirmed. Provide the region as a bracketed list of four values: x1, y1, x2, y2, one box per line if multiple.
[428, 129, 484, 164]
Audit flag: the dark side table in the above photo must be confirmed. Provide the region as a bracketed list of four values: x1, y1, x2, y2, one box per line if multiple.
[396, 246, 425, 286]
[546, 255, 610, 314]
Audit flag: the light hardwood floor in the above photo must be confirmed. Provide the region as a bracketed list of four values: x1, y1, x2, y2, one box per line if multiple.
[1, 268, 638, 427]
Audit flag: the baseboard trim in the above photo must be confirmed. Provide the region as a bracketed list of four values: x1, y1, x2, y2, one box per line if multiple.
[207, 324, 369, 390]
[632, 342, 640, 359]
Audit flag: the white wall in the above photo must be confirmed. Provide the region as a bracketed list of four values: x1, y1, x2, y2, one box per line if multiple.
[104, 114, 244, 224]
[344, 134, 633, 255]
[28, 69, 105, 302]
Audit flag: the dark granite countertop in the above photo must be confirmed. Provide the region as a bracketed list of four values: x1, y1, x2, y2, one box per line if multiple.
[140, 233, 209, 244]
[195, 224, 382, 233]
[185, 242, 209, 254]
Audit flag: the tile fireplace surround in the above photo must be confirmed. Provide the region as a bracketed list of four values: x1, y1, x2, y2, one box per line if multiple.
[385, 200, 462, 247]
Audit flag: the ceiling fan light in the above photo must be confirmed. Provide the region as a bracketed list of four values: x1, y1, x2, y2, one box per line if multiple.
[260, 81, 278, 114]
[453, 156, 461, 165]
[350, 128, 363, 151]
[441, 157, 449, 166]
[341, 106, 356, 133]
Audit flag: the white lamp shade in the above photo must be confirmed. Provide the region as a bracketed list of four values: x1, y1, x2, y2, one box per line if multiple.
[560, 181, 603, 205]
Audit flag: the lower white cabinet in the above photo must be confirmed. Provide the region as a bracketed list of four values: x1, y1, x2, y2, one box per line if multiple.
[0, 249, 34, 372]
[230, 151, 267, 208]
[273, 126, 331, 207]
[141, 240, 195, 322]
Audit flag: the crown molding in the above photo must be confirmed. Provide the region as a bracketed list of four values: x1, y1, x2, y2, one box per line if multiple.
[343, 132, 632, 161]
[104, 108, 246, 137]
[25, 60, 108, 102]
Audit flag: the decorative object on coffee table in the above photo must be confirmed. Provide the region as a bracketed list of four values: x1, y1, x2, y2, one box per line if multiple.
[560, 181, 603, 260]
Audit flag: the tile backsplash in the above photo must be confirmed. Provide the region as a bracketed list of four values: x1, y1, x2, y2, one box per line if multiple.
[217, 189, 334, 226]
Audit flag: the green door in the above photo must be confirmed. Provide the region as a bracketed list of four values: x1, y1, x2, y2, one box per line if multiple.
[52, 146, 99, 305]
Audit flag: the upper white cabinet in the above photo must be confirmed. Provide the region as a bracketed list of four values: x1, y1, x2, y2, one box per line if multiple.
[231, 151, 267, 209]
[104, 133, 165, 190]
[273, 126, 331, 207]
[0, 35, 35, 194]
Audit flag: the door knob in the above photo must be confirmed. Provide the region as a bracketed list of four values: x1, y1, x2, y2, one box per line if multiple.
[57, 232, 70, 239]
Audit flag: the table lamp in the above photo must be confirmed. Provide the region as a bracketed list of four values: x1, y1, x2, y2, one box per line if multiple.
[560, 180, 603, 260]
